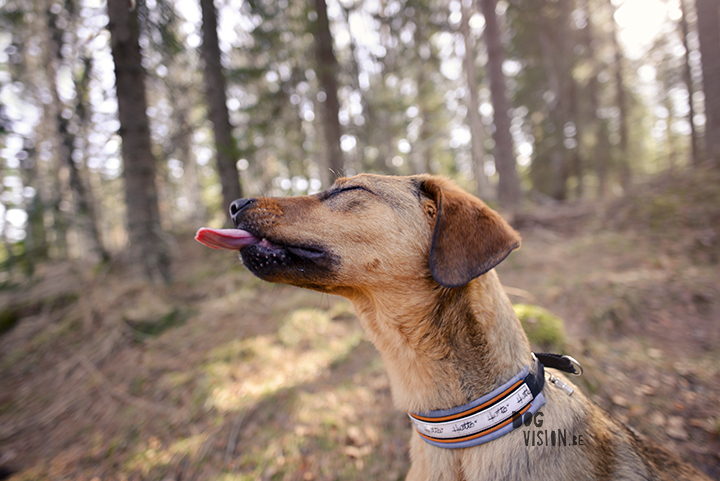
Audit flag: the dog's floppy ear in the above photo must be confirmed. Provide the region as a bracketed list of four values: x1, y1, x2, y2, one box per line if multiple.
[421, 178, 521, 288]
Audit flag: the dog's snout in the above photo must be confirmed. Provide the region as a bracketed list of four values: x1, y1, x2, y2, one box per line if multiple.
[229, 198, 255, 226]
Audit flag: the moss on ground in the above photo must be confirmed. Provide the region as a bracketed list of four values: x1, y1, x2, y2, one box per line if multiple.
[513, 303, 566, 351]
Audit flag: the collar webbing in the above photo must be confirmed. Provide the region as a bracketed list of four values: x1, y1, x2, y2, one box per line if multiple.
[408, 356, 546, 449]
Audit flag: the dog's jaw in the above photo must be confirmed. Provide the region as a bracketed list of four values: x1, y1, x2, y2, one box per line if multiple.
[238, 239, 336, 289]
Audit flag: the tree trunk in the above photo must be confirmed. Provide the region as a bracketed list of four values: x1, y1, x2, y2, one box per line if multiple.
[695, 0, 720, 166]
[581, 0, 609, 198]
[479, 0, 521, 206]
[569, 76, 584, 198]
[177, 106, 207, 226]
[460, 1, 491, 199]
[47, 5, 108, 262]
[200, 0, 243, 219]
[538, 6, 571, 202]
[609, 1, 632, 192]
[107, 0, 171, 283]
[312, 0, 344, 185]
[20, 151, 48, 267]
[679, 0, 700, 167]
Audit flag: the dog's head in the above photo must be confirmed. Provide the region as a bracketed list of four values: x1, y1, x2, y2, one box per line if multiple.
[196, 174, 520, 294]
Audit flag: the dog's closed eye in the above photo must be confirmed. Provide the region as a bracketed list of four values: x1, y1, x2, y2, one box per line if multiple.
[322, 185, 372, 200]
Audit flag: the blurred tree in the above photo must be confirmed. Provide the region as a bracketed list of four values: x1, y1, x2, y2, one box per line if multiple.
[171, 86, 207, 226]
[312, 0, 344, 185]
[460, 0, 491, 198]
[580, 0, 612, 198]
[608, 0, 631, 192]
[408, 0, 450, 178]
[481, 0, 521, 205]
[537, 0, 573, 200]
[107, 0, 170, 282]
[679, 0, 699, 167]
[200, 0, 243, 220]
[1, 0, 51, 273]
[695, 0, 720, 166]
[46, 0, 108, 263]
[140, 0, 207, 227]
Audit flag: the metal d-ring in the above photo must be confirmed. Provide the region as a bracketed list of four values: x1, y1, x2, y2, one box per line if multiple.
[562, 355, 583, 376]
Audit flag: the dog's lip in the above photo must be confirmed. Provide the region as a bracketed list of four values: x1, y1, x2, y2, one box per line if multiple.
[284, 244, 325, 259]
[195, 228, 260, 250]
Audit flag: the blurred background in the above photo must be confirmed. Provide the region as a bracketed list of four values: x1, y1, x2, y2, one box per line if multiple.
[0, 0, 719, 479]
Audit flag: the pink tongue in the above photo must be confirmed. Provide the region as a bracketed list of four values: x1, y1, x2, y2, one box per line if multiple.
[195, 228, 259, 250]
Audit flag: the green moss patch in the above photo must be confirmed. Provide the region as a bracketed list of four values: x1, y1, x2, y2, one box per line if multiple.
[513, 303, 566, 351]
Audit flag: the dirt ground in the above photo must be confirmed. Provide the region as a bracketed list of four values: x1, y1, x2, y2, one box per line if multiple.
[1, 169, 719, 480]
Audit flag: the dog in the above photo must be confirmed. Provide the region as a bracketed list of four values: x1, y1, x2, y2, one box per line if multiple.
[196, 174, 711, 480]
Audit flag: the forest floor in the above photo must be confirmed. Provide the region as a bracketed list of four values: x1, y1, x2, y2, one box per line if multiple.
[1, 167, 719, 481]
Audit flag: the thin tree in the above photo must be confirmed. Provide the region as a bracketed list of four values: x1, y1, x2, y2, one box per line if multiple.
[695, 0, 720, 166]
[47, 1, 108, 262]
[679, 0, 699, 166]
[537, 0, 572, 201]
[460, 0, 491, 199]
[107, 0, 171, 282]
[200, 0, 243, 219]
[479, 0, 521, 206]
[580, 0, 610, 198]
[312, 0, 344, 185]
[609, 0, 632, 191]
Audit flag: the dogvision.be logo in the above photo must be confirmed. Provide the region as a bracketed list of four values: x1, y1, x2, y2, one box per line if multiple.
[513, 411, 585, 447]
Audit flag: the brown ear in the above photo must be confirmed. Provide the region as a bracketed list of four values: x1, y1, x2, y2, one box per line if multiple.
[422, 178, 521, 288]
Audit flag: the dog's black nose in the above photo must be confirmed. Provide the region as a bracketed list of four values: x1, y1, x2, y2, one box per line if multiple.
[229, 198, 255, 226]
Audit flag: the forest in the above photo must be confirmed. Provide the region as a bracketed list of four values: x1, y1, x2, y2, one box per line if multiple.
[0, 0, 719, 479]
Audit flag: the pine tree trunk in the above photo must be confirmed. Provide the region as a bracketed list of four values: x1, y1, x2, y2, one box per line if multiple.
[479, 0, 521, 206]
[580, 0, 610, 198]
[312, 0, 344, 185]
[695, 0, 720, 166]
[200, 0, 243, 220]
[460, 1, 491, 199]
[679, 0, 700, 167]
[538, 5, 571, 202]
[569, 77, 584, 198]
[47, 5, 108, 262]
[107, 0, 170, 283]
[178, 106, 207, 226]
[609, 1, 632, 191]
[20, 153, 49, 264]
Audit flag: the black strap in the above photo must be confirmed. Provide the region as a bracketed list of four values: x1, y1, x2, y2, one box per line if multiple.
[525, 356, 545, 397]
[534, 352, 581, 375]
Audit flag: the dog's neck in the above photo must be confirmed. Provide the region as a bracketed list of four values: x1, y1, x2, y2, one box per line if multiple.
[347, 269, 532, 413]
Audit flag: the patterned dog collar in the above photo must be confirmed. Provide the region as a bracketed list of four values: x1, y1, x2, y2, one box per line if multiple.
[408, 356, 546, 449]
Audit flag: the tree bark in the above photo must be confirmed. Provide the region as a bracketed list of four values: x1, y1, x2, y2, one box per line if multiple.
[460, 1, 491, 199]
[695, 0, 720, 166]
[537, 3, 572, 202]
[580, 0, 609, 198]
[569, 76, 584, 198]
[47, 4, 108, 262]
[312, 0, 344, 185]
[679, 0, 699, 167]
[200, 0, 243, 219]
[107, 0, 170, 283]
[480, 0, 521, 206]
[177, 105, 207, 226]
[609, 1, 632, 192]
